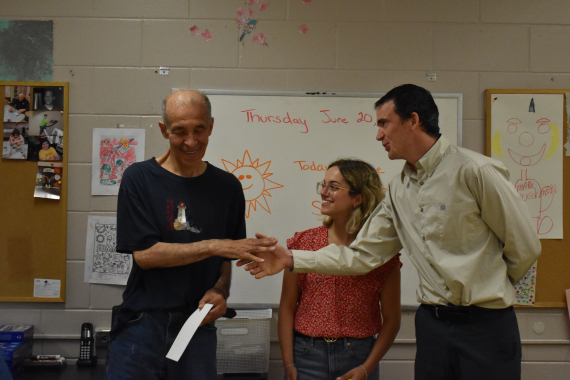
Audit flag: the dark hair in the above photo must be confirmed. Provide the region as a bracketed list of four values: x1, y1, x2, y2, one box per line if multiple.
[11, 129, 20, 136]
[40, 138, 49, 146]
[322, 158, 384, 234]
[375, 84, 440, 137]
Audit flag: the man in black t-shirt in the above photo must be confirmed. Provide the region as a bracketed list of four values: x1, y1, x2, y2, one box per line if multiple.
[105, 90, 276, 380]
[9, 92, 30, 122]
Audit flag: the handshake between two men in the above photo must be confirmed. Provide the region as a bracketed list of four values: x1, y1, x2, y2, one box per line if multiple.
[236, 233, 292, 278]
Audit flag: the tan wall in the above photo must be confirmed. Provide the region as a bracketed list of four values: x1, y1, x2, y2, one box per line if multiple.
[1, 1, 570, 378]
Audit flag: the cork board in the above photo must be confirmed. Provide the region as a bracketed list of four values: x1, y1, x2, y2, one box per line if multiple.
[0, 81, 68, 302]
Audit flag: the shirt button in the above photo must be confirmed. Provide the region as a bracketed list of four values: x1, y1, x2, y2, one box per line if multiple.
[420, 181, 424, 185]
[422, 236, 426, 241]
[420, 207, 424, 212]
[445, 286, 450, 291]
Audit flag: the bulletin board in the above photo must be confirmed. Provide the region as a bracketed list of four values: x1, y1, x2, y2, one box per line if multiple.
[0, 81, 68, 302]
[203, 90, 462, 308]
[486, 89, 570, 307]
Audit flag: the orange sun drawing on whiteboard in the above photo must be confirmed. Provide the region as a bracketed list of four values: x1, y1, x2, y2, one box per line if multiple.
[222, 150, 284, 218]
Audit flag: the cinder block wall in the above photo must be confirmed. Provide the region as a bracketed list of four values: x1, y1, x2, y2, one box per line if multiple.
[1, 1, 570, 379]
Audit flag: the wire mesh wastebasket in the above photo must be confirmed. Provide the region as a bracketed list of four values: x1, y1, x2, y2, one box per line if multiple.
[216, 309, 272, 374]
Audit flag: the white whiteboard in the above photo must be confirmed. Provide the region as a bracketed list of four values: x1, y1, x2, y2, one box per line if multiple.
[203, 90, 462, 308]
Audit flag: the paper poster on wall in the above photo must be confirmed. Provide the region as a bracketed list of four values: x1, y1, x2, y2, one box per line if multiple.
[84, 215, 132, 285]
[34, 162, 63, 200]
[33, 279, 60, 298]
[91, 128, 145, 195]
[491, 93, 563, 239]
[564, 93, 570, 156]
[514, 263, 536, 305]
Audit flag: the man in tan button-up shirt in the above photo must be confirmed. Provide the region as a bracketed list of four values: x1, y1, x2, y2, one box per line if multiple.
[241, 84, 541, 380]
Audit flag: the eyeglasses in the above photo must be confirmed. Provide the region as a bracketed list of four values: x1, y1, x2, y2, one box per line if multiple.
[316, 181, 353, 195]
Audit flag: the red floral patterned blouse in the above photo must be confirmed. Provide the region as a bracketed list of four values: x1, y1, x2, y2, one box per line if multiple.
[287, 226, 401, 338]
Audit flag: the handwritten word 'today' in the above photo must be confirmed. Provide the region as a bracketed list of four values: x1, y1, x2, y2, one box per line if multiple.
[240, 109, 376, 133]
[295, 160, 385, 175]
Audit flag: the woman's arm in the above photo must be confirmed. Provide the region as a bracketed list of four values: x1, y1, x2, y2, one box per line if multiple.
[278, 269, 300, 380]
[339, 265, 402, 380]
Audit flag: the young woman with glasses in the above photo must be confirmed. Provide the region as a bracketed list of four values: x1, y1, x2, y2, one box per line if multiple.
[278, 158, 402, 380]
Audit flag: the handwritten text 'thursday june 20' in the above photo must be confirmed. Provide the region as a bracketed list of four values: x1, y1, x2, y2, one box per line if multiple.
[240, 109, 376, 133]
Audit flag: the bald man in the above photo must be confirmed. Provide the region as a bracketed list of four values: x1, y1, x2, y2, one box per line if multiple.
[9, 92, 29, 122]
[105, 90, 275, 380]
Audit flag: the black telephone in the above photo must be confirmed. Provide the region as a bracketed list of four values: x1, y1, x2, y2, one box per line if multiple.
[76, 323, 97, 366]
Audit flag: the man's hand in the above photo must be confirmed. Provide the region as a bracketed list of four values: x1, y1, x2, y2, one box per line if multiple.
[198, 288, 227, 326]
[236, 234, 294, 279]
[213, 236, 277, 263]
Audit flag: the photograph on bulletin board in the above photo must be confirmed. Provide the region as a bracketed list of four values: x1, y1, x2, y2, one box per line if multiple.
[3, 85, 64, 162]
[32, 86, 64, 111]
[3, 85, 30, 159]
[34, 161, 63, 200]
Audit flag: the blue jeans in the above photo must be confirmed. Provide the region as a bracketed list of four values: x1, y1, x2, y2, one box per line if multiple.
[105, 310, 217, 380]
[292, 333, 380, 380]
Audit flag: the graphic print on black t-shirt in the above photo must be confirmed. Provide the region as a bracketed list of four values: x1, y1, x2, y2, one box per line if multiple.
[167, 199, 202, 233]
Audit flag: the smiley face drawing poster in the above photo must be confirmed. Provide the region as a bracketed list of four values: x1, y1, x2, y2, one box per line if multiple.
[490, 93, 563, 239]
